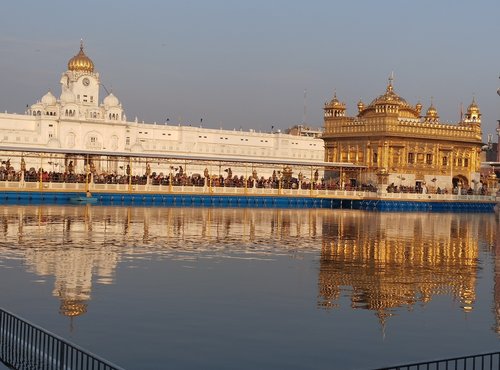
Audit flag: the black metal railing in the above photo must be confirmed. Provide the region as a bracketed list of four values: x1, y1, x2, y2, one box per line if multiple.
[375, 351, 500, 370]
[0, 307, 124, 370]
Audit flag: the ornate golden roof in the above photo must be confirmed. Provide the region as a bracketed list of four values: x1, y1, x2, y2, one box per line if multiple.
[68, 41, 94, 73]
[357, 78, 420, 119]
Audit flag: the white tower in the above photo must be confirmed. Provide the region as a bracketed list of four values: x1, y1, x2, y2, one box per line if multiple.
[59, 40, 100, 119]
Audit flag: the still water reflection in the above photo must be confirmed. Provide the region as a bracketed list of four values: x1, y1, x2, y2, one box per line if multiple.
[0, 205, 499, 369]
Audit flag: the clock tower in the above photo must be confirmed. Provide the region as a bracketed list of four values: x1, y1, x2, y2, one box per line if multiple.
[59, 41, 100, 114]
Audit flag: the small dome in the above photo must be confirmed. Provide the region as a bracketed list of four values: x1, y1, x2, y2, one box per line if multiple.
[60, 89, 75, 103]
[424, 100, 439, 121]
[324, 92, 346, 110]
[41, 91, 57, 105]
[68, 41, 94, 73]
[103, 92, 119, 107]
[415, 102, 422, 113]
[426, 104, 438, 117]
[467, 97, 480, 115]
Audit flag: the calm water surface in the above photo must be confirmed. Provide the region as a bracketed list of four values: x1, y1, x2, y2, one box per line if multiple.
[0, 205, 499, 369]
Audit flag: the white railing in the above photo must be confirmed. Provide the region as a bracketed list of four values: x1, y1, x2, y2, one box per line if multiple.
[0, 180, 497, 202]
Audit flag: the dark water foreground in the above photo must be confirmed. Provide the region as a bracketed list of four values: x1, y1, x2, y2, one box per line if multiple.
[0, 205, 499, 369]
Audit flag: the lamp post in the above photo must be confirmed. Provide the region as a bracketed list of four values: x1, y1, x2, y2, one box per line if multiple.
[278, 171, 283, 195]
[169, 165, 175, 193]
[20, 156, 26, 186]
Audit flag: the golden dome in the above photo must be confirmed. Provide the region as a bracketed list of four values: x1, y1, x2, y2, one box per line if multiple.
[367, 81, 411, 108]
[68, 41, 94, 73]
[359, 78, 420, 120]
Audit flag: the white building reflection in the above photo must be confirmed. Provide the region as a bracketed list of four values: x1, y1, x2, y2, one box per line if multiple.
[0, 205, 327, 317]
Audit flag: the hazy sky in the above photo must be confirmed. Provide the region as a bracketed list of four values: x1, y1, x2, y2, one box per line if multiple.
[1, 0, 500, 140]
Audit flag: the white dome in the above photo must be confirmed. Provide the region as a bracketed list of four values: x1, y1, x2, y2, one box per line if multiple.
[103, 92, 120, 107]
[41, 91, 57, 105]
[60, 89, 76, 103]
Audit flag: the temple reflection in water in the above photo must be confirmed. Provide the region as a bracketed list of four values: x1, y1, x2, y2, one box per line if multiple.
[318, 211, 497, 326]
[0, 205, 497, 327]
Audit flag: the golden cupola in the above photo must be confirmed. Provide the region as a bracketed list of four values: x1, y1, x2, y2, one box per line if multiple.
[68, 41, 94, 73]
[465, 97, 481, 122]
[424, 100, 439, 122]
[357, 99, 365, 114]
[324, 92, 346, 118]
[325, 92, 345, 110]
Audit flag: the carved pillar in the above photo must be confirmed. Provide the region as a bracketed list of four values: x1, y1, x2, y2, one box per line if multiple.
[376, 168, 389, 193]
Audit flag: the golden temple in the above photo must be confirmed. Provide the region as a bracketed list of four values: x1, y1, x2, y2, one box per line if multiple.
[322, 77, 489, 193]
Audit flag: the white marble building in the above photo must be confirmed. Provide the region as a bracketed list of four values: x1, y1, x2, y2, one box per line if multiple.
[0, 42, 325, 179]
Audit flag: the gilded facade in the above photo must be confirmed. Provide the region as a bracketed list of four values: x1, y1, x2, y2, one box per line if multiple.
[322, 78, 486, 192]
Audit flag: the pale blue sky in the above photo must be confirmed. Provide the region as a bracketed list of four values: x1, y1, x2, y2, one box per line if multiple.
[1, 0, 500, 140]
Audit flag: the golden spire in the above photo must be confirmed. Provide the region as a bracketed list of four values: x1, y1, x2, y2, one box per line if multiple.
[387, 72, 394, 92]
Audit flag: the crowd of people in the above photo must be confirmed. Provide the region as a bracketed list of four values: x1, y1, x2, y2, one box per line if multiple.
[386, 182, 488, 195]
[0, 162, 382, 192]
[0, 161, 490, 195]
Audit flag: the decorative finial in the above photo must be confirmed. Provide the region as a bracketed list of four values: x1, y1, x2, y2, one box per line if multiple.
[387, 72, 394, 92]
[80, 39, 84, 51]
